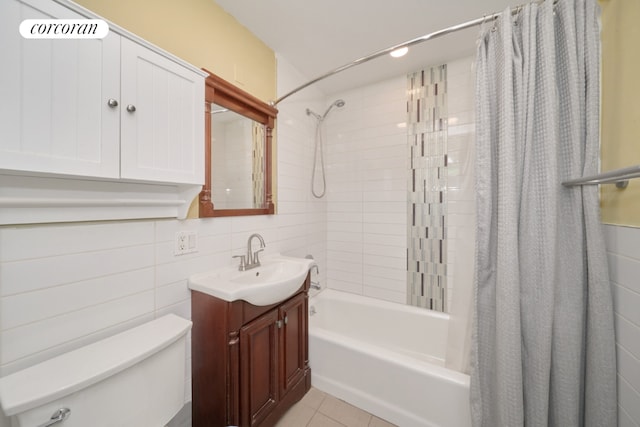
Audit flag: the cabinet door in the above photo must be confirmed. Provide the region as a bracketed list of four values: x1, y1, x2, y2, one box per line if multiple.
[0, 0, 120, 178]
[240, 308, 279, 427]
[120, 38, 204, 185]
[279, 293, 307, 397]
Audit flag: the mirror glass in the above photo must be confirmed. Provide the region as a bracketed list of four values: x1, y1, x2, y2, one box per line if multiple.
[210, 103, 266, 210]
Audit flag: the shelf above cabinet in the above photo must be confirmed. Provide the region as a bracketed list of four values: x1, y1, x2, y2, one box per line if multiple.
[0, 173, 201, 225]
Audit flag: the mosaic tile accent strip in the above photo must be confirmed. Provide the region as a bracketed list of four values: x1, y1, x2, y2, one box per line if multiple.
[407, 65, 448, 312]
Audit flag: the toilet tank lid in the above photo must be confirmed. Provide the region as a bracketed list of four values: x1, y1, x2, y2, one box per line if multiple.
[0, 314, 192, 417]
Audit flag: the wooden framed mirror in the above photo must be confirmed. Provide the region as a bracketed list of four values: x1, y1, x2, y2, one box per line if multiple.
[199, 69, 277, 217]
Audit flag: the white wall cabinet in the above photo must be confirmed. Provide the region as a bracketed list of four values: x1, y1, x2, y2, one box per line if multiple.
[0, 0, 204, 186]
[120, 38, 203, 184]
[0, 0, 121, 179]
[0, 0, 206, 224]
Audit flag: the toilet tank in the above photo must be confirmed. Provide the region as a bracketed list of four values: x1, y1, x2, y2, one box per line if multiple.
[0, 314, 191, 427]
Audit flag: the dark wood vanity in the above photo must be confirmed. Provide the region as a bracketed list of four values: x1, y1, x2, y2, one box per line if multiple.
[191, 274, 311, 427]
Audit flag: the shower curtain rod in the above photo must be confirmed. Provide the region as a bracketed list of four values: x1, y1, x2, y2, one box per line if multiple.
[562, 164, 640, 189]
[273, 0, 550, 105]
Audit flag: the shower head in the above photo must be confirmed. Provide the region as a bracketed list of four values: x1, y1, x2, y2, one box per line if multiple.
[321, 99, 346, 119]
[307, 99, 346, 122]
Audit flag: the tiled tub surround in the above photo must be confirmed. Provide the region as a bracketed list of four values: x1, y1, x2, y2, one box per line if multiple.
[603, 224, 640, 427]
[323, 56, 475, 312]
[323, 76, 408, 304]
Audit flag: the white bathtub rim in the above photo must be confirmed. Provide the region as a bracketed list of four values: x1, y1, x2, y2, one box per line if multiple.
[310, 326, 470, 387]
[310, 288, 452, 362]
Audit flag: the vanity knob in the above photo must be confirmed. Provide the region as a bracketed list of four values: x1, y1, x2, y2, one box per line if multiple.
[126, 104, 136, 113]
[107, 98, 118, 108]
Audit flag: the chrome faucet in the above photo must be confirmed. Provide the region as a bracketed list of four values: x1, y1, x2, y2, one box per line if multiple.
[233, 233, 266, 271]
[310, 264, 321, 290]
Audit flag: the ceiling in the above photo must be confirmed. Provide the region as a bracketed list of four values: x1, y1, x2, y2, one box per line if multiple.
[214, 0, 524, 99]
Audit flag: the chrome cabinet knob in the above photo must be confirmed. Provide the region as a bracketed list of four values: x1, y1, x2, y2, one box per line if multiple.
[107, 99, 118, 108]
[126, 104, 136, 113]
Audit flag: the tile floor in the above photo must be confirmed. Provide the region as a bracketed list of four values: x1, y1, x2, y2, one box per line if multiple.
[275, 388, 397, 427]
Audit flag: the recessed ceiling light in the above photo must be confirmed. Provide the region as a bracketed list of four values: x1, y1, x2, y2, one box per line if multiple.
[390, 46, 409, 58]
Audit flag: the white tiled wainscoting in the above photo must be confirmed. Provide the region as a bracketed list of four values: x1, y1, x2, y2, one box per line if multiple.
[603, 224, 640, 427]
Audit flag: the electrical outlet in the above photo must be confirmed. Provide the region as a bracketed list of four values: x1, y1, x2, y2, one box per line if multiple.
[175, 231, 187, 255]
[175, 231, 198, 256]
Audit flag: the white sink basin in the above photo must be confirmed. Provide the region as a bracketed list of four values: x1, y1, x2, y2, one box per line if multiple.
[188, 254, 316, 306]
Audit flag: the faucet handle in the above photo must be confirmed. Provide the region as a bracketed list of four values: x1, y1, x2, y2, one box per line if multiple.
[232, 255, 247, 271]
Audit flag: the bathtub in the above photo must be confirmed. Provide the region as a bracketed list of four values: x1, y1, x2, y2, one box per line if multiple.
[308, 289, 471, 427]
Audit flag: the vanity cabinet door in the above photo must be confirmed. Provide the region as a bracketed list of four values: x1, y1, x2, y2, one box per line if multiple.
[240, 308, 279, 427]
[192, 278, 311, 427]
[279, 292, 307, 398]
[0, 0, 120, 178]
[120, 38, 204, 185]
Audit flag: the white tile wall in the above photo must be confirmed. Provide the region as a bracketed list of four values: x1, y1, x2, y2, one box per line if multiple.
[446, 56, 476, 311]
[275, 54, 327, 278]
[323, 76, 407, 304]
[603, 224, 640, 427]
[0, 56, 324, 426]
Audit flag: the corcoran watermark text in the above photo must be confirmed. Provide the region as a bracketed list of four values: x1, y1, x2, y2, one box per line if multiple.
[19, 19, 109, 39]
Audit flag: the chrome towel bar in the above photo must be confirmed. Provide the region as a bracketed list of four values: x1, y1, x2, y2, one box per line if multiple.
[562, 164, 640, 189]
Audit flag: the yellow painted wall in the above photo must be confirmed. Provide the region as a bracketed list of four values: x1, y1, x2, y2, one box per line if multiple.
[73, 0, 276, 103]
[599, 0, 640, 226]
